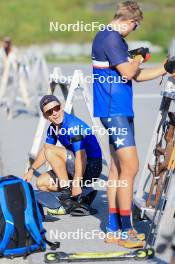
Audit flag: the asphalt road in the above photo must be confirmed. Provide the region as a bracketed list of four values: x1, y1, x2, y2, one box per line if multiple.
[0, 63, 172, 264]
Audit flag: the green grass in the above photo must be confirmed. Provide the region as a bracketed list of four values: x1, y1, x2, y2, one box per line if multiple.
[0, 0, 174, 52]
[129, 3, 175, 49]
[45, 54, 91, 64]
[0, 0, 111, 45]
[149, 51, 167, 63]
[45, 51, 167, 64]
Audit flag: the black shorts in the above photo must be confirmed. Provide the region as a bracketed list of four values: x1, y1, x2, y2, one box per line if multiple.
[100, 116, 136, 151]
[47, 151, 102, 187]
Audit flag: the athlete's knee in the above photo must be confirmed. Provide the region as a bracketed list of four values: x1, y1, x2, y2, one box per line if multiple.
[120, 158, 139, 177]
[109, 164, 119, 178]
[125, 163, 139, 177]
[44, 146, 65, 162]
[44, 147, 60, 163]
[44, 146, 53, 159]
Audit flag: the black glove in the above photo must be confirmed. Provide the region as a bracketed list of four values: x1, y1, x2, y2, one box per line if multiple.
[59, 186, 71, 202]
[164, 56, 175, 74]
[129, 47, 151, 62]
[60, 194, 82, 214]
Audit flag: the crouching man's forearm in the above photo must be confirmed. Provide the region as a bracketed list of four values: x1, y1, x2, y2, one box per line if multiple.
[23, 145, 46, 182]
[32, 145, 47, 170]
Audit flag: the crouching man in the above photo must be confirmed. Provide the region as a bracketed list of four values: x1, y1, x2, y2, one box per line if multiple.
[23, 95, 102, 215]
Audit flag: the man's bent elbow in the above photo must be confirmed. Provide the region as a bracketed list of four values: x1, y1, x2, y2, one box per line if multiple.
[120, 71, 135, 81]
[133, 76, 140, 82]
[123, 73, 134, 81]
[117, 63, 138, 81]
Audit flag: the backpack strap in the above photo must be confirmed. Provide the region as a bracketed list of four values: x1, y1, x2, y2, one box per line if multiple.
[33, 190, 44, 231]
[33, 192, 60, 250]
[21, 181, 44, 246]
[40, 230, 60, 250]
[44, 238, 60, 250]
[0, 186, 14, 253]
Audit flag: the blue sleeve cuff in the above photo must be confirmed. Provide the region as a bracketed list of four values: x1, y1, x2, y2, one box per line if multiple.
[45, 138, 56, 145]
[72, 141, 85, 152]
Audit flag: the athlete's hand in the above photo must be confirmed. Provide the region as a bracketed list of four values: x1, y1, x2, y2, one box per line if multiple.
[133, 54, 144, 64]
[71, 184, 82, 197]
[23, 170, 33, 182]
[129, 47, 151, 63]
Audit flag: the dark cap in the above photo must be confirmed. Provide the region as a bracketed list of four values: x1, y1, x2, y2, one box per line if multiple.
[40, 95, 61, 112]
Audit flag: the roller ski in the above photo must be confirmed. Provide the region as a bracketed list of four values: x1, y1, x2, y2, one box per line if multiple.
[44, 248, 154, 263]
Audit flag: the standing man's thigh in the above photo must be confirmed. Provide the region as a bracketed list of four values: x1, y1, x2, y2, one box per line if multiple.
[101, 116, 138, 172]
[110, 144, 121, 175]
[116, 146, 139, 176]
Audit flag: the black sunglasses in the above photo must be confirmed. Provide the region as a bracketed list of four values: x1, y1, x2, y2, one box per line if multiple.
[45, 105, 61, 117]
[133, 21, 139, 31]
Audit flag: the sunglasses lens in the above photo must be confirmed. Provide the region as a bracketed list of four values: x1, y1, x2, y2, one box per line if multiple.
[133, 21, 139, 31]
[46, 109, 52, 116]
[54, 105, 61, 112]
[45, 105, 60, 116]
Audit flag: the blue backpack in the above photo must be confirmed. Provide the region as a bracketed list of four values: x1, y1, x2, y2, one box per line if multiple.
[0, 175, 60, 258]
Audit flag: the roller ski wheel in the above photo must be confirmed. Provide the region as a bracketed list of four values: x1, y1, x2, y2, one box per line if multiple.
[134, 248, 155, 260]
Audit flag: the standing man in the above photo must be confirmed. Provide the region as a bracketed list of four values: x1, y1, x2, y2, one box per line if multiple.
[23, 95, 102, 215]
[92, 0, 170, 248]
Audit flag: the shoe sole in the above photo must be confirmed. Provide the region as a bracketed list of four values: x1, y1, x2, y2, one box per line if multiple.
[104, 234, 145, 244]
[118, 240, 145, 249]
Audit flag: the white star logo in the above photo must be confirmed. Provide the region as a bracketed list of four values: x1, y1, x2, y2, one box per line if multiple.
[107, 118, 112, 122]
[114, 137, 125, 147]
[68, 154, 72, 160]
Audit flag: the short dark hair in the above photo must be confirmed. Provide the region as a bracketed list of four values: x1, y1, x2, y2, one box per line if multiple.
[40, 95, 61, 112]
